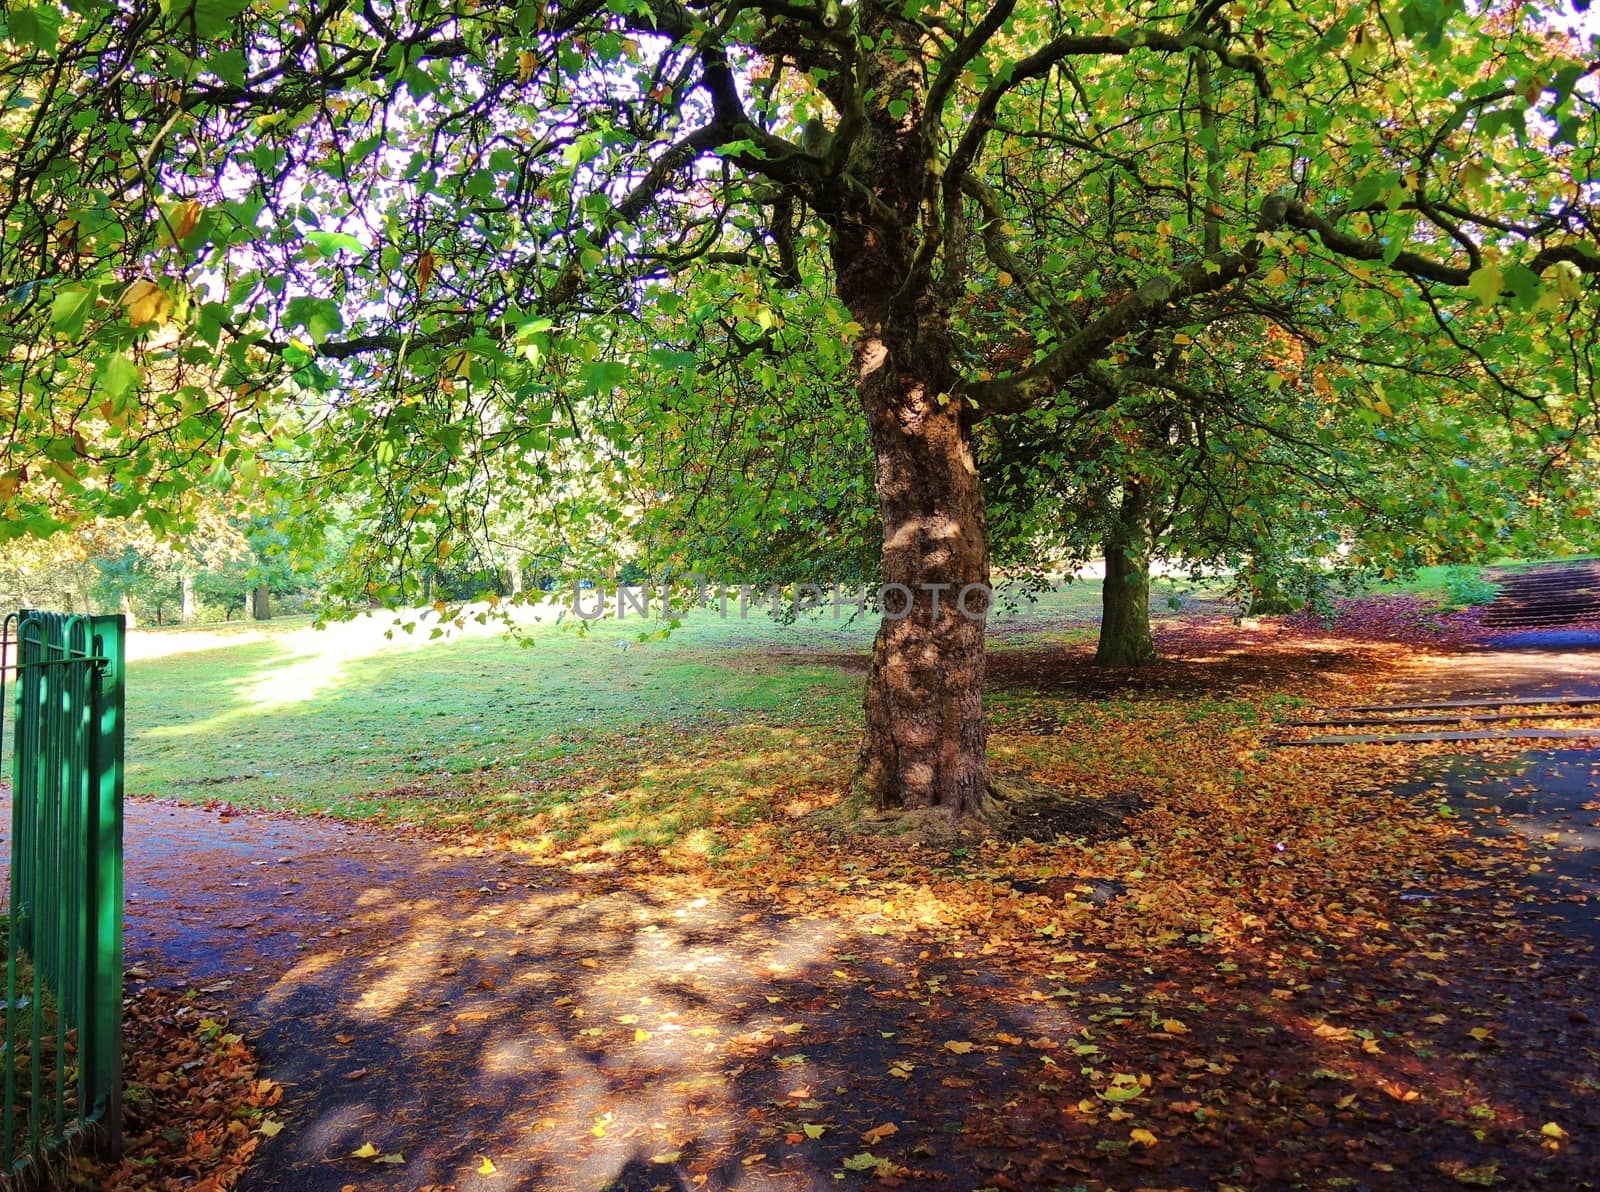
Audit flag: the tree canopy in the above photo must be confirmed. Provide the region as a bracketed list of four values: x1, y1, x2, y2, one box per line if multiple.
[3, 0, 1598, 823]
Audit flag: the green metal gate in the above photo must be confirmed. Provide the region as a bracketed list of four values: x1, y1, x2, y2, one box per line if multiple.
[0, 612, 124, 1179]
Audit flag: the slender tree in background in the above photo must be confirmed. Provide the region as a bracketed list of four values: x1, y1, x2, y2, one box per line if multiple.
[2, 0, 1597, 825]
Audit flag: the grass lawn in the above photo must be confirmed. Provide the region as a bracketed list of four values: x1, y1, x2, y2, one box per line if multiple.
[113, 575, 1226, 837]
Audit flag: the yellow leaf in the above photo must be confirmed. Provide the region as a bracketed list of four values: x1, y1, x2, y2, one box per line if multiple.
[1468, 1027, 1494, 1042]
[1172, 333, 1193, 345]
[167, 199, 202, 243]
[862, 1123, 898, 1145]
[1160, 1019, 1188, 1034]
[802, 1124, 826, 1139]
[1130, 1128, 1158, 1148]
[780, 1023, 805, 1035]
[517, 49, 537, 84]
[1540, 1122, 1569, 1141]
[1468, 263, 1502, 306]
[648, 1151, 682, 1164]
[995, 1032, 1023, 1045]
[943, 1040, 975, 1054]
[477, 1156, 498, 1175]
[996, 271, 1013, 287]
[417, 249, 436, 294]
[121, 279, 173, 328]
[257, 1118, 284, 1138]
[1423, 1014, 1448, 1025]
[1262, 267, 1288, 287]
[1362, 1037, 1383, 1055]
[634, 1028, 652, 1042]
[351, 1142, 380, 1159]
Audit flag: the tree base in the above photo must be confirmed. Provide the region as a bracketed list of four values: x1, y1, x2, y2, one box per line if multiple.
[1092, 641, 1159, 668]
[817, 774, 1141, 845]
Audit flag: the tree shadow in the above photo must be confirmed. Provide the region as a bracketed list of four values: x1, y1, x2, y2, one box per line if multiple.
[97, 796, 1600, 1191]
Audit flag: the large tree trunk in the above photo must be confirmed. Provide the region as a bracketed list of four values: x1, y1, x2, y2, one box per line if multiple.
[180, 571, 197, 624]
[251, 582, 271, 620]
[852, 376, 993, 820]
[1095, 483, 1158, 667]
[508, 551, 524, 597]
[828, 7, 994, 824]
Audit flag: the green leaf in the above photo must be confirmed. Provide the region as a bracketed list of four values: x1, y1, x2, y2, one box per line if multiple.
[178, 0, 250, 40]
[95, 352, 139, 402]
[50, 285, 95, 340]
[1467, 265, 1502, 306]
[303, 230, 365, 257]
[1501, 264, 1540, 309]
[6, 4, 63, 53]
[284, 295, 344, 343]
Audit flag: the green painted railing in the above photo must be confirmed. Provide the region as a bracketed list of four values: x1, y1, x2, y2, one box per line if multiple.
[0, 612, 124, 1179]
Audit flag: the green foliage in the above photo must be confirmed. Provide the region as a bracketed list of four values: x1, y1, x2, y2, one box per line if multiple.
[1441, 566, 1500, 609]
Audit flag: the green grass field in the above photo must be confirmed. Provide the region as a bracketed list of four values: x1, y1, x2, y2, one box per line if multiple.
[114, 575, 1224, 823]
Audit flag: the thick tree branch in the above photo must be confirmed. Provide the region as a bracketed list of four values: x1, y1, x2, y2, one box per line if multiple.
[1278, 196, 1600, 285]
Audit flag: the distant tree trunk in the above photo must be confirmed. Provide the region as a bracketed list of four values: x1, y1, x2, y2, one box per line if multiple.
[508, 552, 524, 597]
[180, 572, 197, 623]
[1095, 483, 1158, 667]
[421, 569, 434, 605]
[251, 583, 272, 620]
[119, 592, 137, 628]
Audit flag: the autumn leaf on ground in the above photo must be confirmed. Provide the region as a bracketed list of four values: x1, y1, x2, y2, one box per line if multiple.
[1130, 1128, 1158, 1147]
[862, 1122, 898, 1145]
[476, 1156, 498, 1174]
[256, 1119, 284, 1138]
[1098, 1074, 1148, 1103]
[843, 1152, 894, 1175]
[943, 1040, 975, 1054]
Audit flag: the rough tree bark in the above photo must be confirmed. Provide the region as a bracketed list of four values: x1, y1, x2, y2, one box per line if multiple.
[852, 358, 994, 819]
[179, 572, 197, 624]
[834, 10, 995, 823]
[1095, 483, 1158, 667]
[251, 582, 271, 620]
